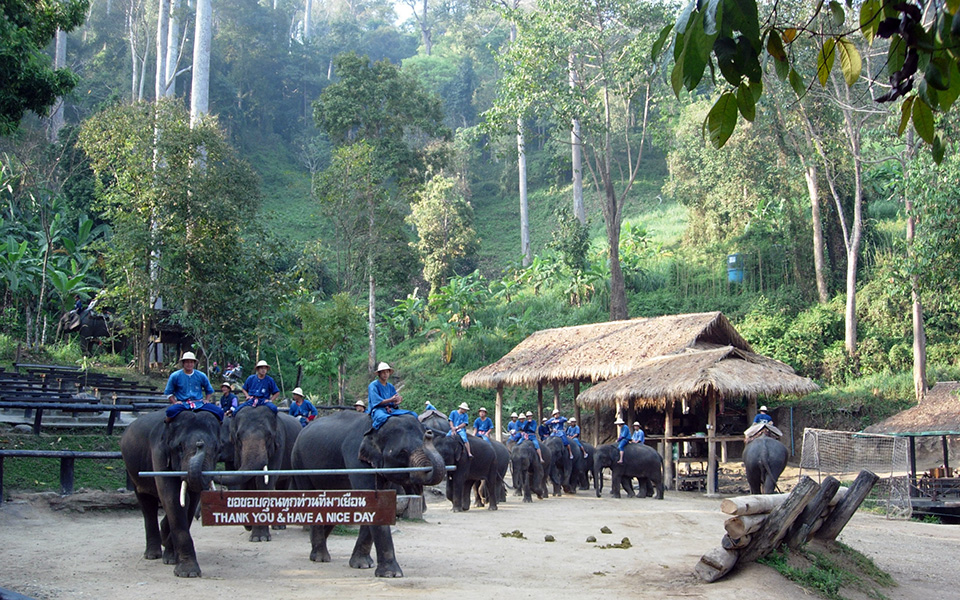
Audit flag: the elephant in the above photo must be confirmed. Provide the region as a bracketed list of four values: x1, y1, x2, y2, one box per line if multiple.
[218, 406, 302, 541]
[291, 410, 445, 577]
[510, 440, 552, 502]
[120, 408, 222, 577]
[433, 432, 500, 511]
[59, 309, 120, 352]
[473, 438, 509, 507]
[542, 437, 574, 495]
[418, 408, 451, 436]
[743, 436, 789, 494]
[593, 443, 664, 499]
[572, 443, 595, 490]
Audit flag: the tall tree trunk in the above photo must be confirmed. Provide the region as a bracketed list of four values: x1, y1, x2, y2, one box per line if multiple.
[570, 53, 584, 224]
[367, 194, 377, 375]
[165, 0, 181, 97]
[155, 0, 169, 101]
[518, 118, 530, 266]
[903, 132, 927, 402]
[600, 83, 627, 320]
[48, 30, 66, 142]
[801, 156, 829, 303]
[190, 0, 212, 127]
[303, 0, 312, 40]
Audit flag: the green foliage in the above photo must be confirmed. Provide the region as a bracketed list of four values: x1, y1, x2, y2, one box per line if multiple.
[548, 207, 590, 273]
[293, 293, 365, 399]
[0, 433, 125, 494]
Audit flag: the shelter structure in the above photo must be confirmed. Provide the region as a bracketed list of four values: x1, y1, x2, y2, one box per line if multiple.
[461, 312, 818, 493]
[864, 382, 960, 513]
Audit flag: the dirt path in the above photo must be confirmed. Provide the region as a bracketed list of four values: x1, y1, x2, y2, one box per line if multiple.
[0, 486, 956, 600]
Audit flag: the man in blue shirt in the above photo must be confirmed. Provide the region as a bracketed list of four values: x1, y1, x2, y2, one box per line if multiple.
[288, 387, 318, 427]
[518, 410, 544, 463]
[754, 405, 773, 424]
[367, 362, 417, 429]
[630, 421, 645, 445]
[506, 412, 520, 436]
[546, 409, 573, 459]
[509, 413, 526, 442]
[473, 406, 493, 442]
[164, 351, 220, 422]
[237, 360, 280, 414]
[616, 417, 630, 464]
[219, 382, 239, 414]
[566, 417, 588, 458]
[448, 402, 474, 457]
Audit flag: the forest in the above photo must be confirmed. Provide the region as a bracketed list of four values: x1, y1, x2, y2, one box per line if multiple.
[3, 0, 960, 427]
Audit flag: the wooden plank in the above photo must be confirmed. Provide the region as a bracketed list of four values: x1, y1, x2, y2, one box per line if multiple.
[815, 470, 879, 541]
[721, 493, 789, 516]
[200, 490, 397, 527]
[694, 546, 739, 583]
[739, 476, 819, 563]
[663, 399, 674, 489]
[707, 393, 717, 494]
[785, 476, 841, 549]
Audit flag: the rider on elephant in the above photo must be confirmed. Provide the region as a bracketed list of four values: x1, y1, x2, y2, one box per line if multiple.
[449, 402, 474, 457]
[616, 417, 630, 463]
[507, 412, 520, 436]
[473, 406, 493, 442]
[288, 387, 318, 427]
[164, 351, 221, 423]
[566, 417, 588, 459]
[518, 411, 545, 463]
[238, 360, 281, 414]
[355, 399, 366, 412]
[367, 362, 417, 429]
[219, 382, 239, 414]
[546, 409, 574, 460]
[630, 421, 645, 444]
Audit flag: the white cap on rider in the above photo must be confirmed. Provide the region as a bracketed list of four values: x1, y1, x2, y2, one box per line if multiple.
[518, 413, 527, 419]
[759, 405, 768, 412]
[220, 382, 232, 389]
[552, 408, 559, 415]
[292, 387, 305, 397]
[569, 417, 576, 423]
[376, 362, 393, 373]
[615, 417, 625, 425]
[633, 421, 640, 426]
[478, 407, 487, 413]
[458, 402, 469, 411]
[510, 412, 518, 418]
[180, 351, 197, 362]
[355, 399, 366, 408]
[525, 411, 534, 417]
[255, 360, 270, 369]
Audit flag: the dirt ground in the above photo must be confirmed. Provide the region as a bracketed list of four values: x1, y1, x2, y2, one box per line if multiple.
[2, 474, 959, 600]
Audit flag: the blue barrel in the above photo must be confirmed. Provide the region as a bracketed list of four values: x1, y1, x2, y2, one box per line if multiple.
[727, 253, 744, 283]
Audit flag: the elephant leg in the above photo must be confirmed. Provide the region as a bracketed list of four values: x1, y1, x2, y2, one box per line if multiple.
[309, 525, 333, 563]
[522, 468, 533, 503]
[485, 470, 499, 511]
[746, 468, 762, 495]
[369, 525, 403, 578]
[136, 491, 163, 560]
[473, 481, 485, 508]
[349, 525, 376, 570]
[623, 476, 636, 498]
[160, 515, 175, 564]
[763, 473, 778, 495]
[610, 472, 622, 498]
[168, 508, 202, 577]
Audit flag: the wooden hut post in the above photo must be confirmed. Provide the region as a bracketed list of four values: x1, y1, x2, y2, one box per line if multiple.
[537, 382, 544, 424]
[552, 381, 560, 414]
[593, 406, 601, 446]
[495, 384, 503, 442]
[708, 392, 718, 495]
[573, 381, 581, 426]
[664, 399, 674, 489]
[747, 396, 757, 426]
[627, 398, 635, 427]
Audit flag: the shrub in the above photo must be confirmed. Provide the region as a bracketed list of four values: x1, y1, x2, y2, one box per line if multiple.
[821, 341, 856, 385]
[777, 302, 844, 377]
[887, 343, 912, 372]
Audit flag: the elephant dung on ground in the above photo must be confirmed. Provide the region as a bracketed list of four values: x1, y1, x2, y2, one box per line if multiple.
[219, 406, 302, 541]
[593, 443, 664, 499]
[743, 436, 789, 494]
[120, 409, 222, 577]
[291, 410, 445, 577]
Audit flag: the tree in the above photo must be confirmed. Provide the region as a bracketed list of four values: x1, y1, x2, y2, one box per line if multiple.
[0, 0, 89, 134]
[407, 173, 478, 294]
[489, 0, 670, 320]
[293, 292, 364, 404]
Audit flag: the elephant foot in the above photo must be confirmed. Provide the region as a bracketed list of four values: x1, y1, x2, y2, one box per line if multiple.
[522, 496, 532, 503]
[309, 548, 331, 563]
[487, 504, 498, 511]
[374, 560, 403, 578]
[249, 533, 272, 542]
[349, 554, 375, 569]
[143, 546, 163, 560]
[174, 560, 202, 578]
[272, 525, 286, 530]
[162, 549, 176, 565]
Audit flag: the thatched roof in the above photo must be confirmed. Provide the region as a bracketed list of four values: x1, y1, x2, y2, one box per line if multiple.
[575, 345, 819, 409]
[863, 382, 960, 436]
[461, 312, 751, 389]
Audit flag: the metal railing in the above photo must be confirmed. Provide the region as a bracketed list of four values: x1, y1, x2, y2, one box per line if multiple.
[139, 466, 457, 477]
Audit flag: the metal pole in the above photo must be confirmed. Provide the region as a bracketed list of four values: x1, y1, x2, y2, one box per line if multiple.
[139, 466, 457, 478]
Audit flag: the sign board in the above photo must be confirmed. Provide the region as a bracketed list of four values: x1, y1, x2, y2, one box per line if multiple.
[200, 490, 396, 527]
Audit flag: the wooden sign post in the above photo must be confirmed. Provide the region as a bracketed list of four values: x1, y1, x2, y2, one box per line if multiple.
[200, 490, 397, 527]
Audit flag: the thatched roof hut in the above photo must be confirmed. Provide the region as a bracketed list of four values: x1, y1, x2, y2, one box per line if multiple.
[461, 311, 751, 389]
[576, 345, 820, 410]
[864, 382, 960, 436]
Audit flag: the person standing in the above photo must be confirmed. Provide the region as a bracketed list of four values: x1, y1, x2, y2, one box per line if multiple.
[473, 407, 493, 442]
[288, 387, 318, 427]
[163, 351, 220, 423]
[630, 421, 645, 444]
[238, 360, 280, 414]
[219, 382, 239, 414]
[449, 402, 474, 457]
[616, 417, 630, 464]
[367, 362, 416, 429]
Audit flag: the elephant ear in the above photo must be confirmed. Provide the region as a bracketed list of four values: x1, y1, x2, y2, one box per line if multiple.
[358, 428, 383, 468]
[156, 421, 176, 470]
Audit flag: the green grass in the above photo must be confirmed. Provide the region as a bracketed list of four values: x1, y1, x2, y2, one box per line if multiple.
[759, 542, 895, 600]
[0, 433, 126, 496]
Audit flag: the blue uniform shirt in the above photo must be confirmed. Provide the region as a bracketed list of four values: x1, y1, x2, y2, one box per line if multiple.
[473, 416, 493, 435]
[617, 425, 630, 442]
[547, 416, 568, 437]
[289, 399, 318, 427]
[754, 412, 773, 424]
[367, 380, 397, 412]
[631, 429, 645, 444]
[450, 410, 470, 430]
[164, 369, 214, 402]
[567, 424, 581, 438]
[243, 374, 280, 401]
[507, 420, 520, 433]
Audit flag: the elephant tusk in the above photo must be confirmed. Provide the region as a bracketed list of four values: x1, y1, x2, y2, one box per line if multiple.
[210, 480, 217, 491]
[180, 481, 188, 508]
[263, 465, 269, 486]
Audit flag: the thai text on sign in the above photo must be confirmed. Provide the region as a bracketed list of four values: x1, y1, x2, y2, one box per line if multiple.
[200, 490, 396, 526]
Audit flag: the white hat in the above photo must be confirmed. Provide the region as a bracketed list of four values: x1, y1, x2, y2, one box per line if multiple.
[633, 421, 640, 426]
[292, 387, 304, 397]
[376, 362, 393, 373]
[552, 408, 559, 415]
[518, 413, 527, 419]
[220, 382, 232, 389]
[478, 407, 487, 412]
[458, 402, 469, 411]
[255, 360, 270, 369]
[615, 417, 625, 425]
[569, 417, 577, 423]
[525, 411, 534, 417]
[355, 399, 366, 407]
[760, 405, 768, 412]
[180, 351, 197, 362]
[510, 412, 518, 418]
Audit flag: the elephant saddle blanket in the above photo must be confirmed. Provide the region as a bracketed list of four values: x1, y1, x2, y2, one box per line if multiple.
[743, 422, 783, 443]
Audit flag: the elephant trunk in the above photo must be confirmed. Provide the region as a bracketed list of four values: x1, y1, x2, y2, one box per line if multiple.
[187, 442, 207, 493]
[409, 435, 445, 486]
[593, 457, 603, 498]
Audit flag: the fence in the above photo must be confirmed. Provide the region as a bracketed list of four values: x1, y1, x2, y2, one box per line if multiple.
[799, 428, 911, 518]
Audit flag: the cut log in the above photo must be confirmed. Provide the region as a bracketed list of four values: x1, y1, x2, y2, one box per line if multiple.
[724, 514, 767, 538]
[815, 470, 879, 541]
[721, 534, 752, 550]
[694, 546, 739, 583]
[720, 493, 789, 516]
[785, 476, 841, 549]
[739, 476, 819, 563]
[829, 486, 849, 506]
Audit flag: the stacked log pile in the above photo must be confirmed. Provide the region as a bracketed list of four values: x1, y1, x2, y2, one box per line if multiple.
[695, 470, 879, 582]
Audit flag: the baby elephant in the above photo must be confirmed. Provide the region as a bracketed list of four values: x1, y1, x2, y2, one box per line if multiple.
[742, 436, 788, 494]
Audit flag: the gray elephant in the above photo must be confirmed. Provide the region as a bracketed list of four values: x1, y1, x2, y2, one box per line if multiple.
[573, 443, 595, 490]
[542, 437, 573, 495]
[743, 436, 788, 494]
[59, 309, 119, 352]
[120, 409, 222, 577]
[418, 408, 451, 436]
[433, 432, 500, 511]
[593, 443, 664, 499]
[291, 410, 445, 577]
[510, 440, 552, 502]
[218, 406, 302, 541]
[474, 438, 509, 507]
